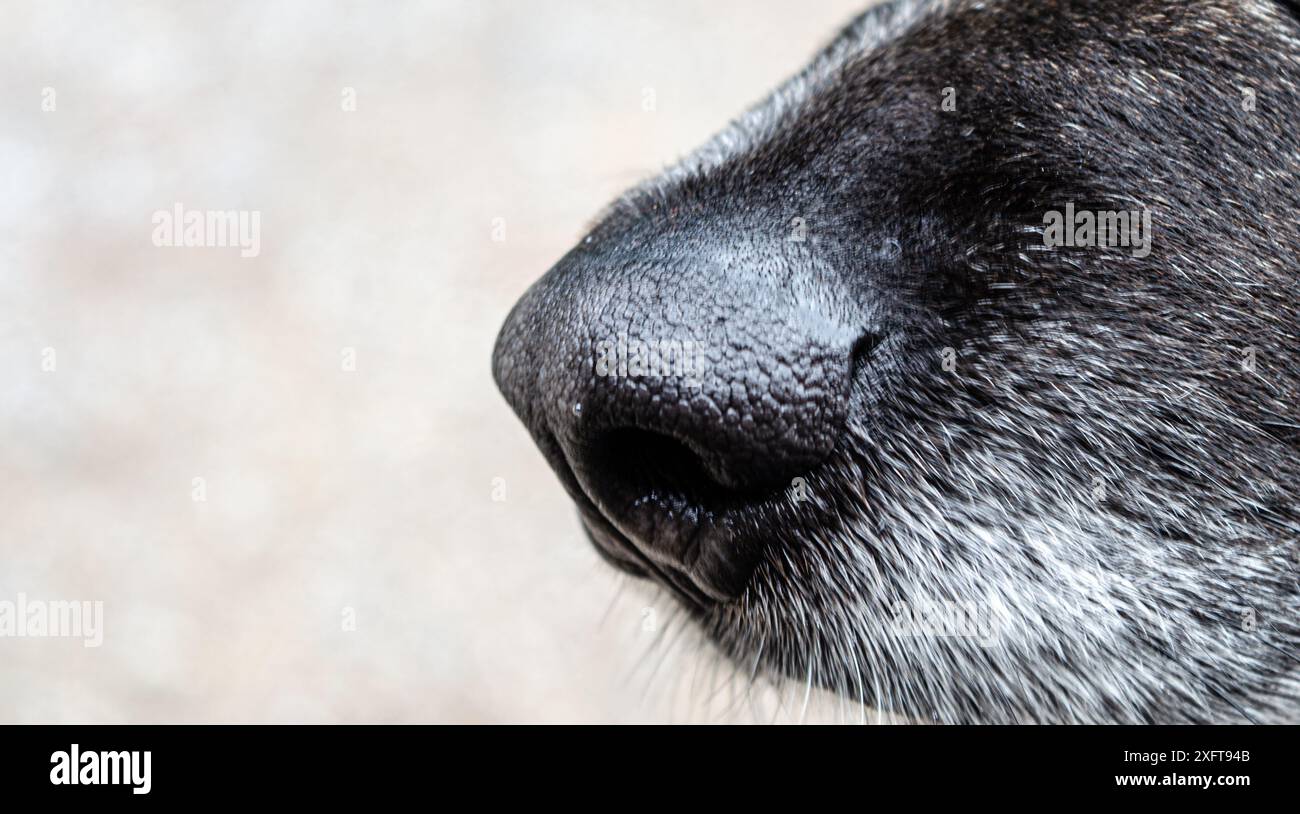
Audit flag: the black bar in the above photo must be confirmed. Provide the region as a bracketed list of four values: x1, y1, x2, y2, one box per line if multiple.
[0, 725, 1287, 801]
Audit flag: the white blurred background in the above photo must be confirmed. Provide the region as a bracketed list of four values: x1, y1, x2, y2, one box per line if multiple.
[0, 0, 872, 723]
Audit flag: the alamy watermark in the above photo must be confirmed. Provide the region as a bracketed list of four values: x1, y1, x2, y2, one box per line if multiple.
[50, 744, 150, 794]
[595, 333, 707, 385]
[151, 203, 261, 258]
[1043, 202, 1152, 258]
[889, 597, 1004, 647]
[0, 593, 103, 647]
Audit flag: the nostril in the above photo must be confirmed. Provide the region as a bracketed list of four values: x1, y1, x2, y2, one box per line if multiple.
[586, 428, 748, 509]
[565, 332, 872, 503]
[569, 424, 773, 603]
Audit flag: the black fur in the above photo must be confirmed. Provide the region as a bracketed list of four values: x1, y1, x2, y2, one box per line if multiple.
[494, 0, 1300, 723]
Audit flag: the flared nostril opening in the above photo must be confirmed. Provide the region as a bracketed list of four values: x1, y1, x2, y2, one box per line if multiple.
[588, 427, 748, 509]
[569, 427, 751, 609]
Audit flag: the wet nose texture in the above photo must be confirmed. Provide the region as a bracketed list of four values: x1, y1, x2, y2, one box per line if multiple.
[493, 234, 862, 603]
[576, 318, 850, 492]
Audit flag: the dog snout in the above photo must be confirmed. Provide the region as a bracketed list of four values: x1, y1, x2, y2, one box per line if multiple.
[493, 221, 863, 601]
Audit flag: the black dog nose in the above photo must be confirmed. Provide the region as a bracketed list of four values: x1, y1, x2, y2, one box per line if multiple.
[571, 301, 854, 493]
[493, 223, 862, 601]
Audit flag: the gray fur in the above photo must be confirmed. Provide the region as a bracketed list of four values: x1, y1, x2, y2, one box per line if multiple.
[495, 0, 1300, 723]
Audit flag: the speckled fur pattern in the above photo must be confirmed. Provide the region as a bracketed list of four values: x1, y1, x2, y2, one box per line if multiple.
[500, 0, 1300, 723]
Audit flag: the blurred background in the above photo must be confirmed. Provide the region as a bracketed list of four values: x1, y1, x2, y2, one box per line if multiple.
[0, 0, 872, 722]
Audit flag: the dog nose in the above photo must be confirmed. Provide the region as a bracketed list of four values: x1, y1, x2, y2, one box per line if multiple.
[493, 224, 862, 601]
